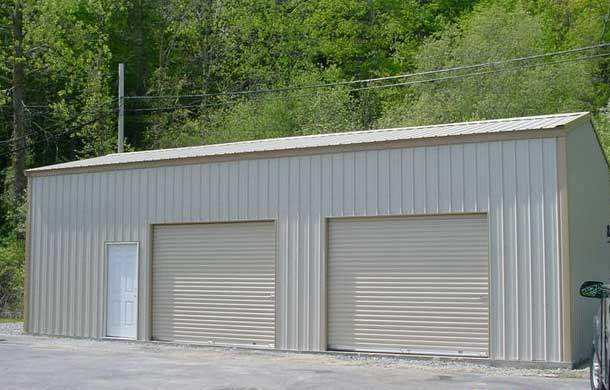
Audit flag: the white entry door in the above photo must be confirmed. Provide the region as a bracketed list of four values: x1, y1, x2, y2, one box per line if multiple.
[106, 243, 138, 339]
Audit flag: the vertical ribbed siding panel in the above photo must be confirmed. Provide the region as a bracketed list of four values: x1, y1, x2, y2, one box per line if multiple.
[238, 161, 248, 219]
[438, 145, 451, 213]
[55, 175, 64, 334]
[201, 164, 210, 220]
[28, 178, 38, 333]
[83, 173, 93, 337]
[516, 140, 532, 360]
[28, 138, 564, 361]
[97, 172, 111, 336]
[529, 140, 546, 361]
[343, 153, 355, 216]
[543, 138, 560, 360]
[413, 149, 426, 213]
[276, 158, 288, 349]
[502, 141, 518, 359]
[464, 143, 477, 212]
[247, 160, 258, 219]
[402, 149, 414, 214]
[488, 142, 505, 359]
[354, 152, 366, 215]
[72, 174, 82, 336]
[567, 124, 610, 364]
[425, 147, 438, 213]
[135, 170, 147, 339]
[451, 145, 465, 212]
[35, 177, 43, 333]
[80, 174, 90, 336]
[389, 150, 402, 215]
[43, 175, 53, 334]
[320, 154, 333, 351]
[378, 150, 390, 215]
[289, 157, 300, 350]
[365, 151, 378, 215]
[310, 156, 323, 350]
[296, 158, 305, 349]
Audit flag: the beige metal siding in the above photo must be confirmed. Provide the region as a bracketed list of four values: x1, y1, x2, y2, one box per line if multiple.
[27, 138, 564, 362]
[566, 124, 610, 364]
[152, 222, 276, 347]
[328, 215, 489, 357]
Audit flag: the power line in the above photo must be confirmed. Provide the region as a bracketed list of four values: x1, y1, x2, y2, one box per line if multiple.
[125, 100, 235, 114]
[0, 109, 117, 159]
[350, 51, 610, 92]
[124, 42, 610, 101]
[1, 44, 608, 151]
[122, 51, 610, 114]
[0, 105, 116, 145]
[0, 108, 117, 158]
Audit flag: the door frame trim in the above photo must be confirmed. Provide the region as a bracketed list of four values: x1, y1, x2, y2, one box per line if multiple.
[103, 241, 140, 340]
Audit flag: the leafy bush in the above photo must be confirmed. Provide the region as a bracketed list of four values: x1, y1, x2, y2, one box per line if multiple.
[0, 184, 26, 316]
[594, 100, 610, 160]
[0, 236, 24, 315]
[377, 3, 600, 128]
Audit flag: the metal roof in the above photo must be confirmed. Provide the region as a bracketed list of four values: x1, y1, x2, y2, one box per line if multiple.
[27, 112, 590, 174]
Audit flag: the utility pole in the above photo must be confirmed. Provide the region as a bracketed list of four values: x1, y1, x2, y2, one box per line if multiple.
[11, 0, 26, 203]
[117, 63, 124, 153]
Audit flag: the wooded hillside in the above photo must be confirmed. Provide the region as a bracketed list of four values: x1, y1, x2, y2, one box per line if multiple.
[1, 0, 610, 314]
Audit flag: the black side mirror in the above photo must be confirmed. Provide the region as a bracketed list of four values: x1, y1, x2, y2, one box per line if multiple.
[580, 281, 609, 299]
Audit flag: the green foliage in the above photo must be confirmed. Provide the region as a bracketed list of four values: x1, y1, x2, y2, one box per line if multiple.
[25, 0, 118, 159]
[0, 170, 27, 314]
[205, 70, 359, 143]
[0, 0, 606, 162]
[0, 235, 24, 314]
[377, 3, 602, 128]
[594, 99, 610, 159]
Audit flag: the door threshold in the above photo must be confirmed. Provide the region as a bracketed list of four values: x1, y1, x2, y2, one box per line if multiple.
[103, 336, 137, 341]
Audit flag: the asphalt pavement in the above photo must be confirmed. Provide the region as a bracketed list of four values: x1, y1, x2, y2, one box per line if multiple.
[0, 330, 589, 390]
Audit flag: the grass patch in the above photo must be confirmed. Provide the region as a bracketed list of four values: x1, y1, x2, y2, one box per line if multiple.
[0, 317, 22, 323]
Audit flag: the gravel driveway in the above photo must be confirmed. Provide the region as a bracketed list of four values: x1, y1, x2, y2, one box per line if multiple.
[0, 321, 24, 335]
[0, 322, 589, 390]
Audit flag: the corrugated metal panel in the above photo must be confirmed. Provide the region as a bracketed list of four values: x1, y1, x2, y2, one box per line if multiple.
[27, 112, 587, 173]
[27, 137, 564, 362]
[567, 123, 610, 364]
[152, 222, 276, 348]
[327, 215, 489, 357]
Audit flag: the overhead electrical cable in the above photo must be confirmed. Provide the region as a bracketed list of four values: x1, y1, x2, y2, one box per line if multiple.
[0, 108, 117, 158]
[0, 43, 608, 149]
[123, 42, 610, 101]
[123, 51, 610, 114]
[350, 51, 610, 92]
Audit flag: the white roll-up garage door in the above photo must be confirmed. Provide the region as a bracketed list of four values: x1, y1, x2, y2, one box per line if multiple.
[152, 221, 276, 348]
[327, 214, 489, 357]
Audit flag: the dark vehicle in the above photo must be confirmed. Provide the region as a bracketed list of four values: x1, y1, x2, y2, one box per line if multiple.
[581, 281, 610, 390]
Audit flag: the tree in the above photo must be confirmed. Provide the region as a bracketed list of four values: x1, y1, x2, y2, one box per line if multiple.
[377, 3, 604, 128]
[594, 99, 610, 158]
[10, 0, 26, 204]
[144, 68, 359, 149]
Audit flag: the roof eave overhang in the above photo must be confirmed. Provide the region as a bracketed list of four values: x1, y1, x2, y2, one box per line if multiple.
[26, 128, 570, 178]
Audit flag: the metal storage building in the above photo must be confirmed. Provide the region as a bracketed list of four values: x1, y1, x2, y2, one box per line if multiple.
[24, 112, 610, 367]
